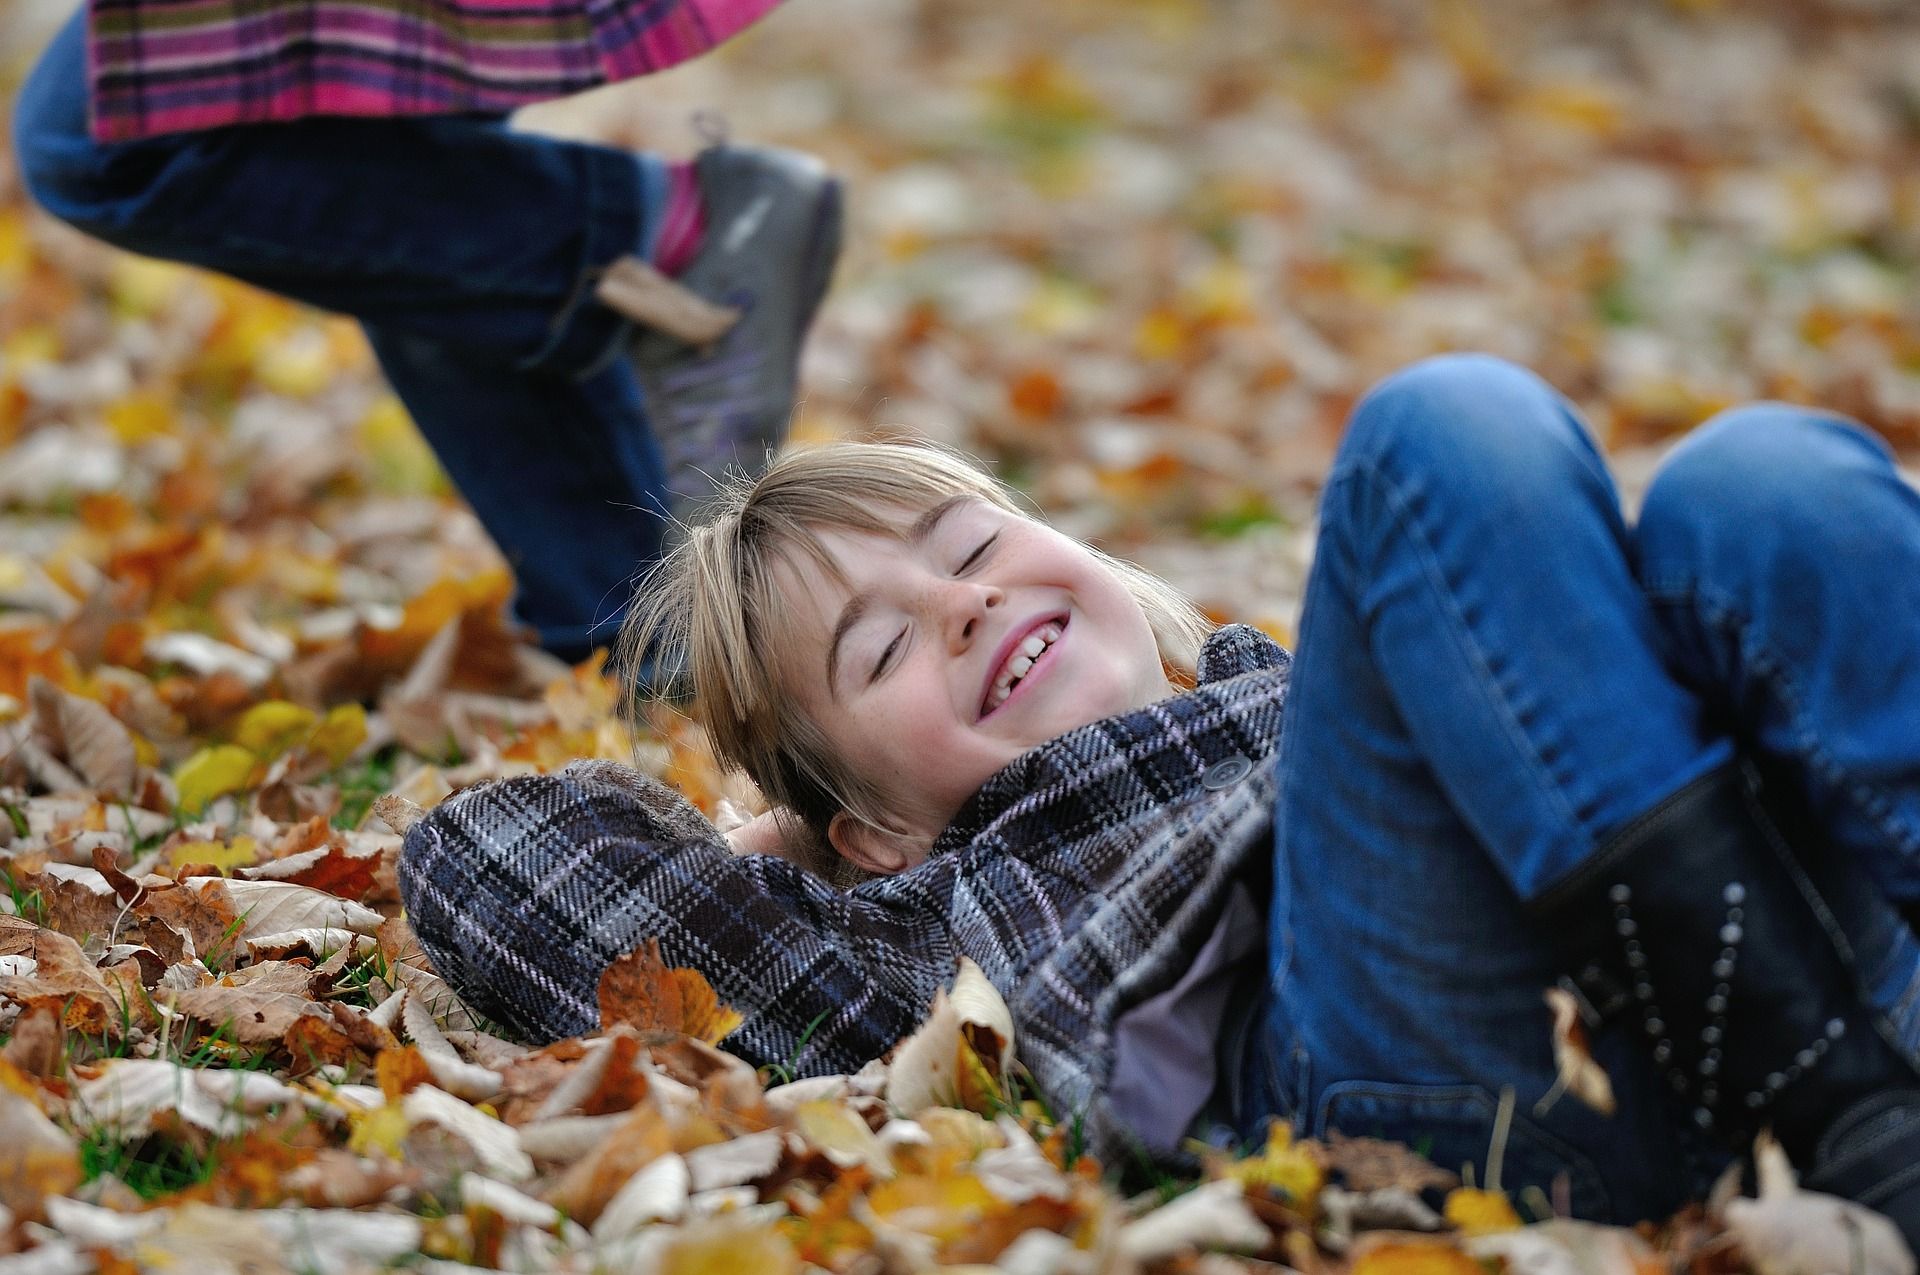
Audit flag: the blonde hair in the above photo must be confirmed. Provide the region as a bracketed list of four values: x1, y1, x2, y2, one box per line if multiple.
[618, 441, 1212, 881]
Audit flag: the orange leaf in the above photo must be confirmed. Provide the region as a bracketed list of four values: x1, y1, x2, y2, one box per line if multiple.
[597, 939, 742, 1045]
[376, 1045, 435, 1101]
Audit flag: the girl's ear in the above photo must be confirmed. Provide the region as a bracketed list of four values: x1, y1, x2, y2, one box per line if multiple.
[827, 811, 926, 876]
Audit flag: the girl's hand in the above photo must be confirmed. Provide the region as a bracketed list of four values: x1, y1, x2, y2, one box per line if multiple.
[724, 808, 791, 858]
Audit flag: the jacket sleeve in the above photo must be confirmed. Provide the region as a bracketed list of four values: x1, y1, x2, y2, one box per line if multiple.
[395, 759, 956, 1075]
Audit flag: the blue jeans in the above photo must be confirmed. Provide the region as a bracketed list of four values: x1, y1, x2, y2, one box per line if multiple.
[1260, 354, 1920, 1223]
[11, 8, 676, 660]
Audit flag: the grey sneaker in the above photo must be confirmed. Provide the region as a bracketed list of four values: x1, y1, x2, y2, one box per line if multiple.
[631, 144, 843, 526]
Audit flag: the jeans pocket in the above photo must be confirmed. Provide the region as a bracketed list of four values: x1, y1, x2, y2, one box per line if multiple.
[1312, 1080, 1616, 1222]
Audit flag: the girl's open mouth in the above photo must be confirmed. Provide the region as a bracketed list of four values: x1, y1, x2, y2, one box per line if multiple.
[981, 615, 1068, 718]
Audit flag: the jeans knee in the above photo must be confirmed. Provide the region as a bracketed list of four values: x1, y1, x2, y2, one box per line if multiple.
[1638, 405, 1893, 569]
[1334, 353, 1608, 521]
[12, 14, 98, 209]
[12, 11, 174, 235]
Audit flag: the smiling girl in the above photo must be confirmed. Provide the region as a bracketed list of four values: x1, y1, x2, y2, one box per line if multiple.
[399, 354, 1920, 1238]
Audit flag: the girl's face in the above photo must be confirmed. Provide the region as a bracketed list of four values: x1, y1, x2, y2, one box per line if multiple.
[775, 497, 1174, 872]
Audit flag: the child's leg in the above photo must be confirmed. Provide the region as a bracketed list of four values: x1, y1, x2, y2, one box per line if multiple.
[359, 328, 670, 661]
[12, 10, 836, 663]
[11, 11, 664, 657]
[1635, 407, 1920, 915]
[1264, 354, 1920, 1225]
[1266, 354, 1726, 1221]
[12, 10, 653, 377]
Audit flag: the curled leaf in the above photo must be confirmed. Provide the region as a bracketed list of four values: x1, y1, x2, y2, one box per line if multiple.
[886, 957, 1015, 1117]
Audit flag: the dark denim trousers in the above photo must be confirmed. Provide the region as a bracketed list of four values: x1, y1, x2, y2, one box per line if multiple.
[1259, 354, 1920, 1224]
[12, 9, 675, 659]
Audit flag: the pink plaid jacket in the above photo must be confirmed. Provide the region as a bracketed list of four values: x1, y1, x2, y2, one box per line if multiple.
[86, 0, 786, 142]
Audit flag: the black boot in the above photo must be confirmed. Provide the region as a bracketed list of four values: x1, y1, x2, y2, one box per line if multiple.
[1529, 762, 1920, 1236]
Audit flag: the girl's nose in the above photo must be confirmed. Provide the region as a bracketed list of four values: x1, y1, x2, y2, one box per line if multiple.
[945, 581, 1004, 651]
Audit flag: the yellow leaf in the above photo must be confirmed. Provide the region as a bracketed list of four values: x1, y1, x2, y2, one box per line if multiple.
[346, 1100, 411, 1159]
[2, 325, 60, 377]
[308, 703, 368, 766]
[1134, 307, 1186, 360]
[359, 395, 448, 496]
[174, 744, 263, 815]
[954, 1031, 1003, 1117]
[793, 1099, 891, 1176]
[0, 210, 29, 288]
[1352, 1240, 1489, 1275]
[1224, 1123, 1326, 1208]
[109, 257, 191, 317]
[1444, 1187, 1522, 1235]
[660, 1217, 801, 1275]
[254, 326, 335, 398]
[103, 393, 176, 444]
[165, 836, 260, 874]
[232, 700, 318, 759]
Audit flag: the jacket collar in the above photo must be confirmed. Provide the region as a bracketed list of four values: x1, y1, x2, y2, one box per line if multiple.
[929, 624, 1291, 858]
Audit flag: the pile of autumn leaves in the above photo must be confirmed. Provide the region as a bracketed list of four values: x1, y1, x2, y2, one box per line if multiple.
[0, 650, 1909, 1275]
[0, 660, 1498, 1274]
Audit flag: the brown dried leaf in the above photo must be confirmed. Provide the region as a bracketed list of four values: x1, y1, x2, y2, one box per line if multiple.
[28, 676, 137, 797]
[141, 876, 244, 968]
[237, 836, 381, 902]
[89, 842, 143, 905]
[0, 924, 128, 1033]
[597, 938, 742, 1045]
[281, 1010, 361, 1070]
[1543, 986, 1617, 1117]
[1, 1005, 66, 1080]
[542, 1100, 676, 1226]
[371, 793, 425, 836]
[491, 1038, 593, 1126]
[169, 962, 326, 1046]
[1325, 1132, 1461, 1195]
[376, 1045, 437, 1102]
[280, 1148, 419, 1209]
[0, 1082, 84, 1222]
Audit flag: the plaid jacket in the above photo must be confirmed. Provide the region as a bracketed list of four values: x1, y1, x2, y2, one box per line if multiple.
[86, 0, 786, 142]
[398, 624, 1289, 1160]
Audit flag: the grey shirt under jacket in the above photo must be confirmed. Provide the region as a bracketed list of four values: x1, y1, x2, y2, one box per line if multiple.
[397, 624, 1290, 1164]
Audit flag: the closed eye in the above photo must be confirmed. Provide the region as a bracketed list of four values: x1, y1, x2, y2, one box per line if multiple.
[871, 629, 905, 681]
[957, 534, 998, 573]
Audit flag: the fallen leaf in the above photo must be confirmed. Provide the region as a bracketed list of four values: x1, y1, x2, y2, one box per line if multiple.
[202, 875, 383, 937]
[1541, 986, 1616, 1117]
[1723, 1132, 1916, 1275]
[597, 938, 743, 1044]
[231, 699, 317, 759]
[28, 676, 137, 796]
[887, 957, 1015, 1116]
[0, 1081, 83, 1220]
[1444, 1187, 1523, 1236]
[70, 1059, 311, 1139]
[1, 1005, 65, 1079]
[174, 743, 262, 814]
[0, 923, 131, 1034]
[401, 986, 503, 1101]
[1326, 1132, 1461, 1195]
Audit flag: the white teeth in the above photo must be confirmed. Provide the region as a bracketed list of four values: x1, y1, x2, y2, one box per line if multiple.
[984, 622, 1064, 713]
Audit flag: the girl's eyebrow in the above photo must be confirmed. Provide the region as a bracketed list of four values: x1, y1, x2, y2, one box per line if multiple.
[825, 496, 973, 698]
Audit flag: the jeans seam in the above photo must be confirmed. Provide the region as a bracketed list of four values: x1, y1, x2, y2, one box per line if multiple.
[1328, 457, 1590, 860]
[1680, 581, 1920, 869]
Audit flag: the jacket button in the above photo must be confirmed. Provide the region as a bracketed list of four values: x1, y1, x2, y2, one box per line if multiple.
[1202, 754, 1253, 790]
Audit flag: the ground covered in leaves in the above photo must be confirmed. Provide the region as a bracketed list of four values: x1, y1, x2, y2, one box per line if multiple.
[3, 0, 1920, 1270]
